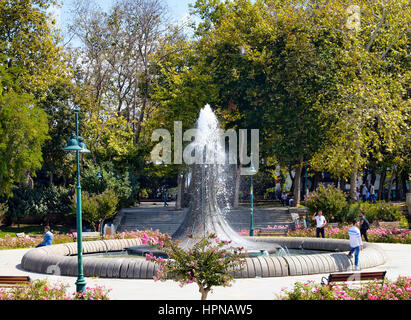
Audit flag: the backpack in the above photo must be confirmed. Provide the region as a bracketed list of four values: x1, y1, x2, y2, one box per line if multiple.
[361, 218, 370, 230]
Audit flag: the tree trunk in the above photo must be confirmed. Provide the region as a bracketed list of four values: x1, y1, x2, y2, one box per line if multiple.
[175, 172, 184, 210]
[199, 286, 211, 300]
[395, 173, 400, 201]
[289, 168, 295, 194]
[387, 168, 396, 203]
[233, 165, 241, 209]
[293, 158, 303, 207]
[350, 169, 358, 202]
[401, 170, 408, 200]
[378, 168, 386, 200]
[311, 171, 321, 191]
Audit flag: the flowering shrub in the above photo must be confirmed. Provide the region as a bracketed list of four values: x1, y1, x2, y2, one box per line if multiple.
[277, 276, 411, 300]
[304, 184, 347, 222]
[143, 232, 246, 300]
[0, 279, 110, 300]
[0, 229, 161, 250]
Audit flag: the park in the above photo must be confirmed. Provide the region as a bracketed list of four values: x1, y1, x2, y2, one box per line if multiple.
[0, 0, 410, 304]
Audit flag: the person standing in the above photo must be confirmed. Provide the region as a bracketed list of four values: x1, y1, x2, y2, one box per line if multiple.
[312, 210, 327, 238]
[347, 219, 364, 271]
[35, 226, 53, 248]
[361, 184, 368, 201]
[369, 184, 376, 203]
[359, 212, 370, 242]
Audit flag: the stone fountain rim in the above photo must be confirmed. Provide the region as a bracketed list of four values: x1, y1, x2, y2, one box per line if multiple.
[20, 237, 386, 279]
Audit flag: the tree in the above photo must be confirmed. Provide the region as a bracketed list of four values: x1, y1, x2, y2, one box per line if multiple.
[0, 91, 49, 196]
[0, 0, 72, 195]
[144, 232, 246, 300]
[308, 0, 410, 201]
[70, 189, 118, 231]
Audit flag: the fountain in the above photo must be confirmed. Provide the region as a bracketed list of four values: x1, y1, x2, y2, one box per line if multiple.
[20, 105, 386, 279]
[170, 105, 280, 254]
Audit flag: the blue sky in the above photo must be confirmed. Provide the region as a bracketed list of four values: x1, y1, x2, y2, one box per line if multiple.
[50, 0, 196, 45]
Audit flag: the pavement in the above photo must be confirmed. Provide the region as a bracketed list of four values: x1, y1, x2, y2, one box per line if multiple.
[0, 242, 410, 300]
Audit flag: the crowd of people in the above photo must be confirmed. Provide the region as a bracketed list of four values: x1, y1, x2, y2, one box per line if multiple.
[356, 183, 376, 203]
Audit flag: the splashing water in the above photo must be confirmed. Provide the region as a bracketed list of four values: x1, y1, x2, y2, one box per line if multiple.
[172, 104, 280, 253]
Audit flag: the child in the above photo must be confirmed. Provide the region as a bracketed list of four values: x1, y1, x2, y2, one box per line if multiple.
[347, 219, 363, 270]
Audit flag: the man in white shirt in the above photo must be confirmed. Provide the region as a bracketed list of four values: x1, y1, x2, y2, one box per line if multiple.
[347, 219, 364, 271]
[312, 210, 326, 238]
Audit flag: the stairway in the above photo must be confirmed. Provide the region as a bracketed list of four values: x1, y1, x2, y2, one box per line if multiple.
[114, 203, 294, 235]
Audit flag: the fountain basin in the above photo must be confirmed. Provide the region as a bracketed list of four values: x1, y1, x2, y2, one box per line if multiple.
[21, 237, 386, 279]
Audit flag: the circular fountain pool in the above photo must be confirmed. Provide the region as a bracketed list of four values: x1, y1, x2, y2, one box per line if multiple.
[21, 237, 386, 279]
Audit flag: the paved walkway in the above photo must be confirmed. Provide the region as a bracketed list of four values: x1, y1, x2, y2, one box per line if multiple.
[0, 242, 410, 300]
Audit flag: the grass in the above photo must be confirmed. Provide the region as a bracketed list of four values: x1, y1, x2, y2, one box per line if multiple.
[0, 224, 71, 238]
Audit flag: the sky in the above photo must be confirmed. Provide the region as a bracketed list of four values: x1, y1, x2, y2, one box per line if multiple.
[49, 0, 196, 46]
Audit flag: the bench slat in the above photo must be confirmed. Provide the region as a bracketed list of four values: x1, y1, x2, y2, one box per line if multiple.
[0, 276, 31, 287]
[328, 271, 386, 284]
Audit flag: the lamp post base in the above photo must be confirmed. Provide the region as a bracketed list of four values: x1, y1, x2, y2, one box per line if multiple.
[75, 277, 86, 293]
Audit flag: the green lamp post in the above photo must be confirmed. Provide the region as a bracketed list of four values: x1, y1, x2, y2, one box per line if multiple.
[249, 153, 257, 236]
[64, 106, 89, 293]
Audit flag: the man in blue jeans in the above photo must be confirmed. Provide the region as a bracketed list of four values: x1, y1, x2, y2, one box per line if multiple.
[36, 226, 53, 248]
[347, 219, 363, 271]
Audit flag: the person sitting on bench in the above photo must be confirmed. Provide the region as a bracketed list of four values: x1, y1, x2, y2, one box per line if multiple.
[36, 226, 53, 248]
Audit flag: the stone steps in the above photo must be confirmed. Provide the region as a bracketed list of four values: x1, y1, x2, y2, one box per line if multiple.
[114, 205, 294, 235]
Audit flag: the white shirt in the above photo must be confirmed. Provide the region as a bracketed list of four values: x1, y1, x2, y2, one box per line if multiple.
[315, 215, 326, 228]
[348, 226, 363, 248]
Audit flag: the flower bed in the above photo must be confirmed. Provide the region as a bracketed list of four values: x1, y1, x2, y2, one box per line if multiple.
[238, 225, 411, 244]
[0, 279, 110, 300]
[0, 230, 160, 250]
[277, 276, 411, 300]
[287, 226, 411, 244]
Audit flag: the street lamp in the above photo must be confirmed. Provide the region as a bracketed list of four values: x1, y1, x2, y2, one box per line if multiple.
[63, 106, 89, 293]
[249, 153, 257, 236]
[304, 169, 309, 228]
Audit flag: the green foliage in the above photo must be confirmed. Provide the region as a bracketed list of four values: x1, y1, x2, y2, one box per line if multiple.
[81, 163, 136, 209]
[361, 201, 403, 222]
[70, 189, 118, 230]
[5, 185, 71, 222]
[0, 92, 49, 196]
[337, 201, 404, 224]
[277, 277, 411, 300]
[0, 202, 7, 224]
[305, 184, 348, 222]
[0, 279, 111, 300]
[339, 202, 362, 224]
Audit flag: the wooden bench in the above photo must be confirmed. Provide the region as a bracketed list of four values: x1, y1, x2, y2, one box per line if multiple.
[257, 227, 289, 237]
[321, 271, 386, 287]
[72, 232, 102, 241]
[0, 276, 31, 288]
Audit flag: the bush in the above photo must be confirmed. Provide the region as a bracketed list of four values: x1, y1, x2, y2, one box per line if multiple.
[304, 184, 347, 222]
[144, 232, 246, 300]
[338, 202, 362, 223]
[70, 189, 118, 230]
[0, 202, 7, 225]
[277, 276, 411, 300]
[81, 164, 136, 209]
[361, 201, 403, 222]
[5, 185, 71, 225]
[0, 279, 110, 300]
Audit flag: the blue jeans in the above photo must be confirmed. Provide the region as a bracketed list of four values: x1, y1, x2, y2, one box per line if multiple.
[349, 246, 360, 267]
